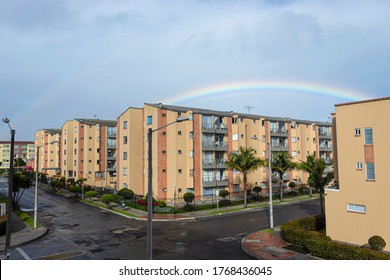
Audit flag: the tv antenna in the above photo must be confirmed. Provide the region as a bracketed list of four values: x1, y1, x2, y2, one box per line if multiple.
[244, 106, 255, 114]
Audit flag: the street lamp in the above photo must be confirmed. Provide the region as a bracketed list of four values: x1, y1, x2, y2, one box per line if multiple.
[251, 136, 273, 230]
[147, 115, 191, 260]
[2, 117, 15, 259]
[35, 140, 59, 229]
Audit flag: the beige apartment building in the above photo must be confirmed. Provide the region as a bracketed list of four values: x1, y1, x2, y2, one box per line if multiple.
[0, 141, 35, 170]
[325, 97, 390, 250]
[61, 119, 117, 189]
[117, 103, 332, 199]
[34, 129, 61, 177]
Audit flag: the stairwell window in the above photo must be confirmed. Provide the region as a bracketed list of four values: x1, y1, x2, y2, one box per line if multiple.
[147, 116, 152, 125]
[364, 128, 373, 144]
[366, 163, 375, 180]
[355, 128, 361, 136]
[347, 203, 366, 214]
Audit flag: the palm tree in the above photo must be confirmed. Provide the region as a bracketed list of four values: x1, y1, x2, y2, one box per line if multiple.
[299, 154, 334, 215]
[271, 152, 296, 202]
[226, 146, 265, 208]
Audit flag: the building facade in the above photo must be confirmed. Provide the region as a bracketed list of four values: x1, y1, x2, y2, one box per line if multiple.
[61, 119, 117, 189]
[325, 97, 390, 250]
[34, 129, 61, 177]
[0, 140, 35, 170]
[117, 103, 332, 199]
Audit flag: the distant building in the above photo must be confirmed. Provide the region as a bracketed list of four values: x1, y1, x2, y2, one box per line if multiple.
[34, 129, 61, 177]
[61, 119, 117, 189]
[326, 97, 390, 251]
[116, 103, 332, 199]
[0, 140, 35, 170]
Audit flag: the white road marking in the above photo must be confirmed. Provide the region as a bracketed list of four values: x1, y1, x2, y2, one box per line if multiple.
[16, 247, 31, 260]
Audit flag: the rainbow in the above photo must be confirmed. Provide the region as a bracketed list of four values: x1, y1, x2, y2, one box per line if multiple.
[162, 80, 372, 105]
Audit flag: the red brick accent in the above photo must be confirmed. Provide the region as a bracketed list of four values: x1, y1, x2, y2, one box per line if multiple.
[142, 108, 145, 195]
[193, 114, 202, 197]
[315, 125, 319, 158]
[116, 119, 121, 188]
[364, 145, 375, 163]
[157, 109, 167, 198]
[265, 121, 270, 193]
[44, 133, 49, 170]
[79, 123, 84, 178]
[227, 117, 233, 193]
[100, 126, 107, 175]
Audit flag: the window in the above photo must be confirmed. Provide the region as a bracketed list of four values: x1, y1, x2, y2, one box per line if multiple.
[178, 169, 182, 174]
[366, 163, 375, 180]
[292, 151, 297, 157]
[241, 134, 244, 138]
[347, 203, 366, 213]
[97, 148, 100, 153]
[96, 124, 100, 131]
[64, 149, 66, 155]
[97, 137, 101, 142]
[147, 115, 152, 125]
[74, 160, 76, 166]
[162, 113, 166, 117]
[162, 150, 166, 154]
[123, 121, 128, 129]
[232, 117, 238, 124]
[123, 152, 127, 160]
[262, 135, 265, 142]
[233, 184, 240, 192]
[89, 160, 92, 163]
[355, 128, 361, 136]
[123, 183, 128, 188]
[262, 151, 266, 157]
[364, 128, 373, 144]
[97, 160, 100, 164]
[291, 137, 297, 143]
[89, 148, 92, 151]
[291, 123, 296, 129]
[232, 134, 238, 141]
[178, 150, 182, 154]
[189, 150, 193, 158]
[162, 131, 167, 136]
[123, 136, 128, 144]
[190, 169, 194, 177]
[162, 169, 166, 173]
[178, 131, 182, 136]
[189, 131, 193, 139]
[74, 149, 77, 155]
[123, 167, 127, 176]
[74, 137, 77, 144]
[356, 162, 363, 170]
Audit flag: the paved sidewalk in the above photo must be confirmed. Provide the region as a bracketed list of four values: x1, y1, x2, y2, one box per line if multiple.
[0, 182, 320, 260]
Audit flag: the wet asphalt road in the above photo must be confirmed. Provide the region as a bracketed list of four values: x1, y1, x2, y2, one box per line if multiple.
[0, 179, 320, 260]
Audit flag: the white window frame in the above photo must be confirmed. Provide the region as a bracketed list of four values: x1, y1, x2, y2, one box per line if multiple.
[356, 162, 363, 170]
[347, 203, 366, 213]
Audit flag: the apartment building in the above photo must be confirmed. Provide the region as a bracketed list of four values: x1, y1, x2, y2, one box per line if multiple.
[117, 103, 332, 199]
[0, 140, 35, 170]
[61, 119, 117, 188]
[325, 97, 390, 250]
[34, 129, 61, 177]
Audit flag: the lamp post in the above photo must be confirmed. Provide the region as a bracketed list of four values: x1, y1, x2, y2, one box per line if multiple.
[147, 115, 191, 260]
[251, 136, 273, 230]
[35, 140, 59, 229]
[2, 118, 15, 259]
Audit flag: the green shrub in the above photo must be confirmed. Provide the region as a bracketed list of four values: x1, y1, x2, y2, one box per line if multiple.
[281, 215, 390, 260]
[218, 189, 229, 198]
[69, 186, 82, 198]
[158, 200, 167, 207]
[85, 191, 98, 200]
[288, 181, 296, 188]
[218, 199, 231, 207]
[183, 192, 195, 203]
[368, 235, 386, 251]
[118, 188, 135, 199]
[100, 194, 114, 208]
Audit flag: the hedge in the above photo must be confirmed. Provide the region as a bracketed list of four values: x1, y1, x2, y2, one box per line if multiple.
[281, 215, 390, 260]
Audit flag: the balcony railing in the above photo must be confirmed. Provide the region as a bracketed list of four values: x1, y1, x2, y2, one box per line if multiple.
[107, 143, 117, 149]
[202, 123, 228, 133]
[202, 176, 229, 187]
[271, 144, 289, 151]
[319, 131, 332, 139]
[202, 141, 228, 151]
[202, 159, 226, 168]
[270, 128, 288, 137]
[319, 146, 332, 152]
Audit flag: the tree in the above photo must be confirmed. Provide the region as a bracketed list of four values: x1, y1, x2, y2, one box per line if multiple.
[299, 154, 334, 215]
[271, 152, 296, 202]
[226, 146, 265, 208]
[100, 194, 114, 208]
[12, 171, 34, 209]
[14, 158, 26, 168]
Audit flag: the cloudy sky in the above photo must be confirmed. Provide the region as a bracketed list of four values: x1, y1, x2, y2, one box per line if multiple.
[1, 0, 389, 140]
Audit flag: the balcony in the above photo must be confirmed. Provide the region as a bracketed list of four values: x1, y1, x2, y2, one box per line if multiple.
[202, 159, 226, 169]
[270, 128, 288, 137]
[107, 132, 117, 138]
[319, 146, 332, 152]
[107, 164, 116, 172]
[107, 143, 117, 149]
[202, 123, 228, 134]
[107, 154, 116, 160]
[271, 144, 289, 152]
[202, 141, 228, 151]
[318, 131, 332, 139]
[202, 176, 229, 188]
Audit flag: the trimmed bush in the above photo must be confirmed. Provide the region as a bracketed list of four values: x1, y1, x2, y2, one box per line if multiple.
[288, 181, 296, 188]
[281, 215, 390, 260]
[183, 192, 195, 203]
[118, 188, 135, 199]
[368, 235, 386, 251]
[85, 191, 98, 200]
[100, 194, 114, 208]
[69, 186, 82, 197]
[158, 200, 167, 207]
[218, 190, 229, 198]
[218, 200, 231, 207]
